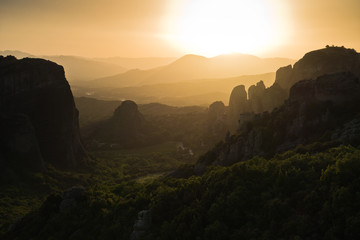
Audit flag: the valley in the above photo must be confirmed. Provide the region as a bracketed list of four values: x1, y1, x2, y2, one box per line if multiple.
[1, 46, 360, 239]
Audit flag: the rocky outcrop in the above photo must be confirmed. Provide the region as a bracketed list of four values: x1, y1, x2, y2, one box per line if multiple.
[275, 65, 293, 90]
[207, 101, 227, 136]
[196, 71, 360, 172]
[0, 56, 87, 169]
[228, 85, 248, 130]
[289, 72, 360, 104]
[83, 100, 146, 148]
[275, 46, 360, 91]
[247, 81, 287, 113]
[0, 114, 44, 171]
[111, 100, 145, 140]
[248, 81, 265, 113]
[227, 47, 360, 131]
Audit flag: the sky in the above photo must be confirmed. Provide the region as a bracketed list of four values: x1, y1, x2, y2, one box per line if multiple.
[1, 0, 360, 59]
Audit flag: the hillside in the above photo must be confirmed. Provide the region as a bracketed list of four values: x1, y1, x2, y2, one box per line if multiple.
[88, 53, 294, 88]
[72, 72, 276, 106]
[94, 57, 177, 70]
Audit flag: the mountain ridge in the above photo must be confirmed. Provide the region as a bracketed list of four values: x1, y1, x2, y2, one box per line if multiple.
[87, 54, 294, 88]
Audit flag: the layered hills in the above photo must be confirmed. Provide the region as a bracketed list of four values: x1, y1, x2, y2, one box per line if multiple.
[72, 54, 294, 107]
[72, 72, 275, 106]
[87, 54, 294, 88]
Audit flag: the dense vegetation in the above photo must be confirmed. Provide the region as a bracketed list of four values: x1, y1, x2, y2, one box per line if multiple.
[0, 141, 190, 235]
[2, 144, 360, 239]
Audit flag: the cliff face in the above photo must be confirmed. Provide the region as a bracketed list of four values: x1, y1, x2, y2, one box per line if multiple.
[0, 56, 86, 170]
[289, 72, 360, 104]
[207, 101, 227, 137]
[227, 47, 360, 130]
[275, 47, 360, 91]
[196, 71, 360, 172]
[228, 85, 248, 130]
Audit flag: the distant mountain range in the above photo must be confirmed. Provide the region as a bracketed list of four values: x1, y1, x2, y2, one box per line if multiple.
[0, 50, 176, 82]
[88, 54, 295, 88]
[93, 57, 177, 70]
[1, 50, 295, 106]
[0, 50, 294, 85]
[0, 50, 127, 82]
[72, 73, 276, 106]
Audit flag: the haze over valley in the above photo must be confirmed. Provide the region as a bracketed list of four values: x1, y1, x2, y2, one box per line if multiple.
[1, 0, 360, 239]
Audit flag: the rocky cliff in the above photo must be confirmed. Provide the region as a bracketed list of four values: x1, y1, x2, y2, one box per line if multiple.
[0, 56, 87, 170]
[196, 71, 360, 172]
[227, 46, 360, 130]
[207, 101, 227, 138]
[228, 85, 248, 131]
[275, 46, 360, 91]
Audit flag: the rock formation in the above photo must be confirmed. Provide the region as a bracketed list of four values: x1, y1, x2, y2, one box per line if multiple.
[0, 56, 87, 170]
[83, 100, 146, 148]
[207, 101, 227, 136]
[196, 71, 360, 172]
[275, 46, 360, 91]
[248, 80, 265, 113]
[228, 85, 248, 130]
[227, 46, 360, 131]
[0, 114, 44, 172]
[289, 72, 360, 104]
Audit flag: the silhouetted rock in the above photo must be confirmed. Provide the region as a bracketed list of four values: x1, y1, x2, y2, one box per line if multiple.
[111, 100, 145, 140]
[248, 81, 265, 113]
[207, 101, 227, 135]
[260, 83, 287, 112]
[227, 47, 360, 128]
[83, 100, 146, 148]
[289, 72, 360, 104]
[196, 71, 360, 171]
[275, 64, 293, 90]
[228, 85, 248, 130]
[275, 46, 360, 91]
[0, 56, 87, 169]
[0, 114, 44, 172]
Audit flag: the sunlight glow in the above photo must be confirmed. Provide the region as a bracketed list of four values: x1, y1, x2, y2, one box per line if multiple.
[165, 0, 289, 57]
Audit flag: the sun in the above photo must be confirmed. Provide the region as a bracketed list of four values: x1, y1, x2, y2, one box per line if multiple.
[165, 0, 286, 57]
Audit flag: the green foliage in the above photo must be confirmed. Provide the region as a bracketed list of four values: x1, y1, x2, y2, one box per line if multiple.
[2, 144, 360, 239]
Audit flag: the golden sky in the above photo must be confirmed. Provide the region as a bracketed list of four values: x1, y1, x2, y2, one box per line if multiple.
[1, 0, 359, 58]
